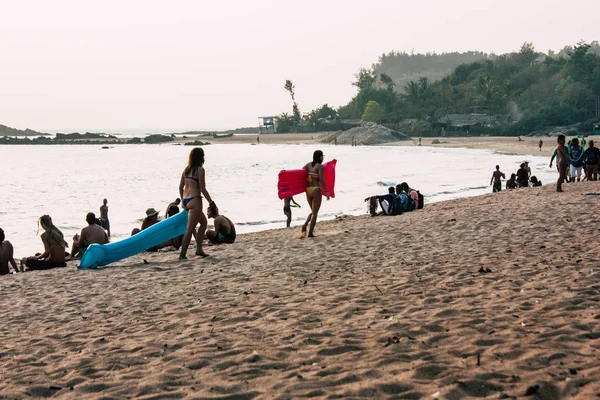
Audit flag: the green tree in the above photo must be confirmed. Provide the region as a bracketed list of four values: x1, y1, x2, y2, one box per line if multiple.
[284, 80, 301, 121]
[352, 68, 376, 89]
[380, 73, 395, 92]
[362, 100, 385, 123]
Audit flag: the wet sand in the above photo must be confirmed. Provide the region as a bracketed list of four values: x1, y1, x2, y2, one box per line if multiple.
[2, 181, 600, 399]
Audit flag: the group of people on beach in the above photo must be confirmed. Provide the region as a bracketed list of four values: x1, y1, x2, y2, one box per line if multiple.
[490, 162, 542, 192]
[364, 182, 422, 217]
[490, 135, 600, 193]
[1, 147, 332, 275]
[551, 136, 599, 191]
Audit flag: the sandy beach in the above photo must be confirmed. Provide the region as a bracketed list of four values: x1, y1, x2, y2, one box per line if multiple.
[2, 179, 600, 399]
[186, 134, 559, 158]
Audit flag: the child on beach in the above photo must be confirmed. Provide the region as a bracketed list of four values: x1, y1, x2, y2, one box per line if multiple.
[100, 198, 110, 238]
[568, 138, 584, 182]
[283, 196, 301, 228]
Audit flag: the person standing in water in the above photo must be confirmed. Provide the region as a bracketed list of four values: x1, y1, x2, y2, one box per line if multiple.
[99, 198, 110, 238]
[179, 147, 215, 259]
[490, 165, 505, 193]
[301, 150, 331, 237]
[283, 196, 301, 228]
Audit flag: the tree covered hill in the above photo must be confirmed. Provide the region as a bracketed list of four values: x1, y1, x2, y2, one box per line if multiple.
[335, 41, 600, 135]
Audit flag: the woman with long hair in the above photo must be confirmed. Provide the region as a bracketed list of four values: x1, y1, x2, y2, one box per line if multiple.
[301, 150, 330, 237]
[179, 147, 215, 259]
[24, 215, 68, 270]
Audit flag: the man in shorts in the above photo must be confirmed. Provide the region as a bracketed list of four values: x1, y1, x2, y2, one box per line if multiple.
[490, 165, 505, 192]
[206, 204, 236, 244]
[99, 198, 110, 238]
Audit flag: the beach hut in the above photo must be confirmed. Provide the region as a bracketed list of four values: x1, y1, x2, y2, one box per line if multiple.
[258, 116, 275, 134]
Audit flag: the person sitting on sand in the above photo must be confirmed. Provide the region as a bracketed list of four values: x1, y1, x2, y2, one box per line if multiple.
[568, 138, 584, 182]
[530, 176, 542, 187]
[490, 165, 505, 193]
[516, 163, 529, 188]
[0, 228, 19, 275]
[301, 150, 331, 237]
[131, 208, 160, 236]
[398, 182, 419, 210]
[22, 215, 68, 271]
[71, 212, 109, 258]
[283, 196, 301, 228]
[506, 173, 517, 189]
[206, 204, 236, 244]
[165, 198, 181, 218]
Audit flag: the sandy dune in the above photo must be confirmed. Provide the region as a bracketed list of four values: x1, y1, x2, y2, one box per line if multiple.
[2, 182, 600, 399]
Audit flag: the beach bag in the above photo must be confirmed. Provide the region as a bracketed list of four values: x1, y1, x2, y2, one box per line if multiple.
[416, 190, 424, 209]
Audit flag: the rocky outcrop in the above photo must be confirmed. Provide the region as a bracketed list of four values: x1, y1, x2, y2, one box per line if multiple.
[317, 122, 411, 145]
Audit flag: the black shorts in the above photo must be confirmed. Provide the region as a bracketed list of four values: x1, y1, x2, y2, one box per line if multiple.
[283, 206, 291, 214]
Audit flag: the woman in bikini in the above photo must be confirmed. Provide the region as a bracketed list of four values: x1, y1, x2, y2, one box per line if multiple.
[179, 147, 215, 259]
[301, 150, 331, 237]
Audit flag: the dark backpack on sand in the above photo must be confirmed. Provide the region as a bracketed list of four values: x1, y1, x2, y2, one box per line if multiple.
[416, 190, 424, 209]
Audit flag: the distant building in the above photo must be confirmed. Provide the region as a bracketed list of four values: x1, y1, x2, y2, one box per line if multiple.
[258, 116, 275, 134]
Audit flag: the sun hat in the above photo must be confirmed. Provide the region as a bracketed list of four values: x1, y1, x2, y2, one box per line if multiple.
[145, 208, 159, 217]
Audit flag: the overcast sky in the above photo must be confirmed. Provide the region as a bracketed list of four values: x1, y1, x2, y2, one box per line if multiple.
[0, 0, 597, 132]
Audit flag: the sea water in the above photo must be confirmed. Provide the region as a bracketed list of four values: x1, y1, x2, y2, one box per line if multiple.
[1, 143, 556, 258]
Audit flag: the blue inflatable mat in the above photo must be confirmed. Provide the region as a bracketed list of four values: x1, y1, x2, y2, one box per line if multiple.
[78, 211, 188, 269]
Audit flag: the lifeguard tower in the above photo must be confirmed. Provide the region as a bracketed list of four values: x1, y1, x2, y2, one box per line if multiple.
[258, 116, 275, 134]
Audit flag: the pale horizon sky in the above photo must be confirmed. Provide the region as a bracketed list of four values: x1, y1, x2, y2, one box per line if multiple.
[1, 0, 598, 132]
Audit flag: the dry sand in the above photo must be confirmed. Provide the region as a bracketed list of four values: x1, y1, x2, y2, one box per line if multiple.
[2, 182, 600, 399]
[193, 133, 559, 158]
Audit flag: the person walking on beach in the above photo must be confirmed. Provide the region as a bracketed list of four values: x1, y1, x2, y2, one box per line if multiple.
[100, 198, 110, 238]
[283, 196, 301, 227]
[538, 139, 543, 152]
[301, 150, 331, 237]
[490, 165, 505, 192]
[556, 135, 569, 192]
[0, 228, 19, 275]
[179, 147, 215, 258]
[584, 140, 600, 181]
[23, 215, 68, 271]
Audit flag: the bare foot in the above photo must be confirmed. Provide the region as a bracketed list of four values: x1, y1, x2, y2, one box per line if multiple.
[307, 233, 315, 238]
[178, 254, 188, 260]
[196, 250, 209, 258]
